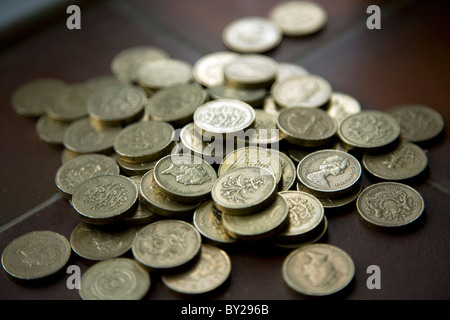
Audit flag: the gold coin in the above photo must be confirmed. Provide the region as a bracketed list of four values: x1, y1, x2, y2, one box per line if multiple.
[212, 166, 278, 216]
[208, 84, 267, 108]
[276, 62, 309, 82]
[192, 51, 239, 87]
[124, 175, 159, 225]
[110, 46, 169, 83]
[131, 220, 202, 270]
[153, 154, 217, 204]
[277, 107, 337, 147]
[161, 244, 231, 295]
[145, 82, 207, 127]
[362, 140, 428, 181]
[70, 222, 137, 261]
[263, 96, 283, 116]
[297, 182, 362, 210]
[36, 115, 71, 146]
[237, 109, 286, 147]
[137, 58, 193, 90]
[326, 92, 361, 125]
[139, 169, 200, 218]
[113, 120, 175, 163]
[274, 217, 327, 249]
[218, 146, 283, 184]
[55, 153, 120, 198]
[72, 175, 138, 225]
[87, 82, 147, 126]
[278, 151, 297, 191]
[79, 258, 150, 300]
[297, 149, 362, 199]
[223, 54, 278, 89]
[193, 99, 256, 138]
[11, 78, 66, 117]
[271, 74, 332, 108]
[282, 243, 354, 296]
[63, 118, 122, 154]
[387, 104, 445, 144]
[1, 231, 71, 281]
[276, 191, 324, 243]
[338, 110, 401, 153]
[356, 182, 425, 231]
[45, 83, 92, 122]
[116, 156, 158, 176]
[192, 200, 237, 244]
[222, 194, 289, 241]
[268, 0, 328, 36]
[222, 16, 283, 53]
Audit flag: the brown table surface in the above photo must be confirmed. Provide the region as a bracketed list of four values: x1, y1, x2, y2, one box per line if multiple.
[0, 0, 449, 301]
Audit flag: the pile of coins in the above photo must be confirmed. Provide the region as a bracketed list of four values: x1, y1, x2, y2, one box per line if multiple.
[3, 1, 445, 299]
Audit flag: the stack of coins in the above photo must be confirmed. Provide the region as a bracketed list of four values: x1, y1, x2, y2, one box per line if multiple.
[6, 1, 445, 300]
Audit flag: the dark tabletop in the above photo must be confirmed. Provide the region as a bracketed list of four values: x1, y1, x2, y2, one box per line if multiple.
[0, 0, 449, 300]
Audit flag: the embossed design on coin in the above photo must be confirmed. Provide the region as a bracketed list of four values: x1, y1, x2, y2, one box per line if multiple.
[212, 166, 277, 215]
[363, 141, 428, 181]
[193, 51, 239, 87]
[338, 110, 401, 151]
[268, 1, 328, 36]
[79, 258, 150, 300]
[356, 182, 424, 229]
[72, 175, 138, 225]
[271, 74, 332, 109]
[222, 16, 282, 53]
[55, 154, 120, 198]
[277, 107, 337, 147]
[132, 220, 201, 270]
[70, 222, 137, 261]
[326, 92, 361, 125]
[282, 244, 354, 296]
[1, 231, 71, 281]
[161, 244, 232, 294]
[154, 154, 217, 203]
[297, 149, 361, 198]
[387, 104, 445, 143]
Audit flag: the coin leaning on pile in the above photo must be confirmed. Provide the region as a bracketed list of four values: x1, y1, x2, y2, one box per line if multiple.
[5, 1, 444, 300]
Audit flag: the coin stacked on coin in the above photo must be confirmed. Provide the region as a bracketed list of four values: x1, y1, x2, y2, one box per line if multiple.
[6, 0, 445, 300]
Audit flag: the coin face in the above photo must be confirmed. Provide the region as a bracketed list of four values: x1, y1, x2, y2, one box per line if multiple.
[223, 54, 278, 89]
[219, 146, 283, 184]
[277, 191, 324, 243]
[79, 258, 150, 300]
[222, 194, 289, 241]
[36, 115, 71, 145]
[268, 1, 327, 36]
[192, 51, 239, 87]
[137, 59, 193, 90]
[145, 83, 207, 126]
[46, 83, 91, 121]
[193, 200, 237, 244]
[55, 154, 120, 198]
[63, 118, 122, 154]
[161, 244, 231, 294]
[356, 182, 425, 230]
[72, 175, 138, 225]
[222, 16, 283, 53]
[132, 220, 202, 270]
[193, 99, 255, 137]
[282, 244, 354, 296]
[110, 46, 169, 83]
[326, 92, 361, 125]
[362, 141, 428, 181]
[139, 169, 200, 218]
[271, 74, 332, 109]
[113, 120, 175, 163]
[87, 82, 146, 126]
[11, 78, 67, 117]
[387, 104, 445, 143]
[297, 149, 362, 198]
[277, 107, 337, 147]
[212, 166, 278, 215]
[153, 154, 217, 203]
[70, 222, 137, 261]
[1, 231, 71, 281]
[338, 110, 401, 152]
